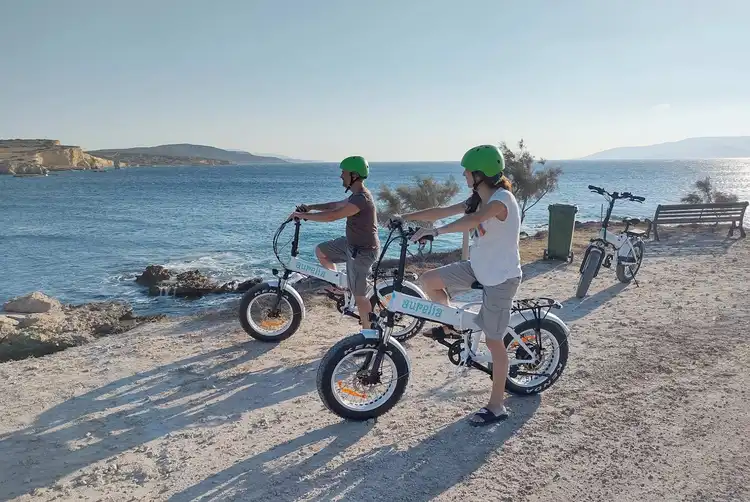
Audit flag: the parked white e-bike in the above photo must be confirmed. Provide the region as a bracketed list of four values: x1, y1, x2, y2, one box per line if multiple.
[238, 215, 429, 342]
[316, 219, 571, 421]
[575, 185, 647, 298]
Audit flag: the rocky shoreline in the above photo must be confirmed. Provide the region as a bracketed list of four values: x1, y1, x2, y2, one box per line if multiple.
[0, 266, 268, 363]
[0, 292, 167, 363]
[134, 265, 262, 297]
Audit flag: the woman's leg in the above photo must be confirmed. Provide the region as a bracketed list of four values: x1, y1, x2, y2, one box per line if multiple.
[469, 276, 521, 426]
[420, 261, 476, 337]
[419, 268, 450, 305]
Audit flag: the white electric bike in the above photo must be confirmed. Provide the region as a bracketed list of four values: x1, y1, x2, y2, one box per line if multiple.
[575, 185, 647, 298]
[238, 216, 429, 342]
[316, 219, 571, 421]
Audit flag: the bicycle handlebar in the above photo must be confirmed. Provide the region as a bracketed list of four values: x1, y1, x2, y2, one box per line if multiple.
[387, 218, 434, 243]
[588, 185, 645, 202]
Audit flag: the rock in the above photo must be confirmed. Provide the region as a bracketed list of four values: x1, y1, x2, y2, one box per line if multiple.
[136, 264, 261, 298]
[217, 278, 262, 294]
[0, 294, 167, 363]
[0, 315, 19, 327]
[3, 291, 62, 313]
[135, 265, 171, 287]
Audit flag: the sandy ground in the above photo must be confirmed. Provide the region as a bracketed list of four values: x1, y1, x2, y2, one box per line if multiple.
[0, 226, 748, 502]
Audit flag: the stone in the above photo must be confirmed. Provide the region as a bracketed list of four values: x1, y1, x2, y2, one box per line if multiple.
[3, 292, 62, 314]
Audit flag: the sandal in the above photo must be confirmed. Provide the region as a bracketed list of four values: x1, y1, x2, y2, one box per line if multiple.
[469, 407, 509, 427]
[424, 325, 462, 340]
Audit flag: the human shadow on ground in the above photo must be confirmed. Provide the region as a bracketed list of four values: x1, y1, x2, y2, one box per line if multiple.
[169, 394, 541, 502]
[520, 258, 572, 282]
[557, 282, 630, 324]
[0, 340, 317, 500]
[646, 230, 742, 258]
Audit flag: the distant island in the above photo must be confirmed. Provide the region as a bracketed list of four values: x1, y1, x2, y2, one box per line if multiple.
[88, 143, 289, 166]
[581, 136, 750, 160]
[0, 139, 114, 176]
[0, 140, 293, 176]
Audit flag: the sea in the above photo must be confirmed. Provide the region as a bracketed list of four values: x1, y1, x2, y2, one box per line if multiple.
[1, 159, 749, 315]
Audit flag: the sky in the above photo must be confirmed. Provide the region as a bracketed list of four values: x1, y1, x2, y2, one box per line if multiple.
[1, 0, 749, 161]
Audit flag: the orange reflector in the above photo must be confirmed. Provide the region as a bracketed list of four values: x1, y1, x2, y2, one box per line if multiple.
[337, 381, 367, 399]
[260, 319, 285, 328]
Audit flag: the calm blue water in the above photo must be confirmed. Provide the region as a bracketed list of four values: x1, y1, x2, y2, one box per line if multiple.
[1, 159, 749, 315]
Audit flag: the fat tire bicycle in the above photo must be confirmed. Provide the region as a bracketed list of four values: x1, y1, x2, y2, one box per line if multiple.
[576, 185, 647, 298]
[238, 216, 429, 342]
[316, 219, 571, 421]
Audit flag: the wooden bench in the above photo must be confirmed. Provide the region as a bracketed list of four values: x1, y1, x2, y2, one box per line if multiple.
[646, 201, 748, 241]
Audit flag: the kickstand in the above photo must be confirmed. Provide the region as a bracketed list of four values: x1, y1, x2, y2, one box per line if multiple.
[631, 268, 640, 288]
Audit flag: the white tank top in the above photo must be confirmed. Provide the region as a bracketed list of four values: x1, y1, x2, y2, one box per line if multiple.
[468, 189, 523, 286]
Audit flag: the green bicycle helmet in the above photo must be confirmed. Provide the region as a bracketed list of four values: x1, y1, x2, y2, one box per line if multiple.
[460, 144, 505, 177]
[339, 155, 369, 179]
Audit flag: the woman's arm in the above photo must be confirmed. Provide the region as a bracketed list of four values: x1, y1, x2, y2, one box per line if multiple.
[402, 200, 466, 222]
[410, 199, 508, 242]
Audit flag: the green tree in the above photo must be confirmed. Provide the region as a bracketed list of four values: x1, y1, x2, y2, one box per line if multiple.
[376, 175, 461, 227]
[680, 176, 738, 204]
[500, 139, 563, 223]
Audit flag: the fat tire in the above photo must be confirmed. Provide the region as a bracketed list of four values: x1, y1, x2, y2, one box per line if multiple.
[616, 240, 644, 283]
[238, 282, 303, 342]
[575, 248, 601, 298]
[316, 334, 410, 421]
[370, 284, 426, 342]
[503, 318, 569, 395]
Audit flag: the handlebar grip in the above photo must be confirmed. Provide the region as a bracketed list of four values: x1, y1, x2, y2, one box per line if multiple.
[587, 185, 597, 190]
[633, 196, 645, 202]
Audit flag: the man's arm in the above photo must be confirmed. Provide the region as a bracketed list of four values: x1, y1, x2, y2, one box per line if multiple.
[293, 201, 360, 222]
[305, 199, 348, 211]
[402, 201, 466, 223]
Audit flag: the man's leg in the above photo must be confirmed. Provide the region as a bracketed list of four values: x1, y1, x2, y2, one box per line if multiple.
[348, 247, 377, 329]
[316, 237, 347, 272]
[315, 246, 337, 271]
[469, 276, 522, 426]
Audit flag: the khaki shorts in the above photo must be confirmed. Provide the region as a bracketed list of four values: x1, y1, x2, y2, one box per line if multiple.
[317, 236, 378, 297]
[436, 260, 521, 340]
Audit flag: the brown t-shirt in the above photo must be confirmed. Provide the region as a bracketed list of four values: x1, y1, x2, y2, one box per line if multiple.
[346, 189, 379, 250]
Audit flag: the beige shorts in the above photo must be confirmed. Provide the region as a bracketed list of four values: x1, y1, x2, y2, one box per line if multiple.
[436, 260, 521, 340]
[317, 236, 378, 296]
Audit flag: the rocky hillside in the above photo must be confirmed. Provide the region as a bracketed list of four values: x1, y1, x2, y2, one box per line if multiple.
[89, 144, 287, 165]
[86, 151, 233, 167]
[0, 139, 114, 176]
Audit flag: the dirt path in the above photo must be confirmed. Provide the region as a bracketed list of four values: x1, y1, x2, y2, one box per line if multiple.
[1, 229, 748, 502]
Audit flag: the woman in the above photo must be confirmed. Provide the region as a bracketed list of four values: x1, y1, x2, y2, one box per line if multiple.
[397, 144, 522, 426]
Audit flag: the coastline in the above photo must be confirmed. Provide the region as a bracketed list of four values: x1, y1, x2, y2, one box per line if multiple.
[0, 219, 646, 363]
[0, 222, 746, 500]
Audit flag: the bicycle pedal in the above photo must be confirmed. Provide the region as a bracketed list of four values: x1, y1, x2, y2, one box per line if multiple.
[451, 365, 470, 378]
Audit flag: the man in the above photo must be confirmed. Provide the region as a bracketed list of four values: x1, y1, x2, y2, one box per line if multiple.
[393, 144, 522, 426]
[292, 155, 380, 329]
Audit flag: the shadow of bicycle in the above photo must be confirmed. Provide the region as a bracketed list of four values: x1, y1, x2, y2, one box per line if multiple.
[169, 394, 542, 502]
[0, 340, 317, 500]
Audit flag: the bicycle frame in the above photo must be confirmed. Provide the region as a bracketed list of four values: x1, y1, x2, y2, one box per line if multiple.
[365, 221, 569, 376]
[384, 291, 564, 367]
[271, 218, 424, 317]
[580, 186, 645, 273]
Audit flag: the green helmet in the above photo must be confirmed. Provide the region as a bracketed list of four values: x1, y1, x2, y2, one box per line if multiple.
[339, 155, 369, 179]
[460, 145, 505, 177]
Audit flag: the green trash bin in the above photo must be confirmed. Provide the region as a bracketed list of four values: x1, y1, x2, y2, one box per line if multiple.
[544, 203, 578, 262]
